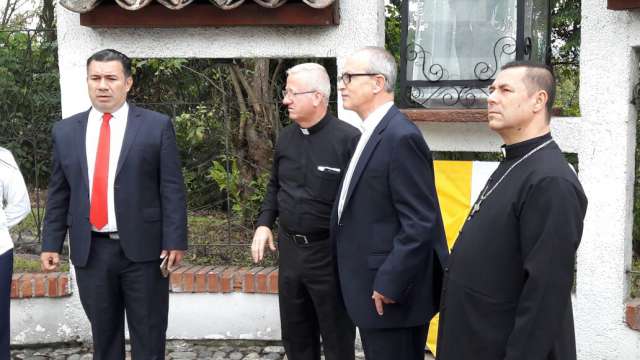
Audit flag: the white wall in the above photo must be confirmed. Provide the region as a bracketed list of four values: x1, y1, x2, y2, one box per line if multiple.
[11, 268, 281, 344]
[417, 117, 583, 154]
[572, 2, 640, 359]
[11, 269, 89, 344]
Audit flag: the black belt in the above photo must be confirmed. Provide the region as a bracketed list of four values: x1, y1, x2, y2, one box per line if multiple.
[91, 231, 120, 240]
[282, 228, 329, 245]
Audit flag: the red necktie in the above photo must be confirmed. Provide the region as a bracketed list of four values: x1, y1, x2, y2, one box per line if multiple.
[89, 113, 112, 230]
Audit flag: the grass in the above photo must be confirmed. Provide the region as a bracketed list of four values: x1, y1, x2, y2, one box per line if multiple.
[13, 254, 69, 273]
[186, 213, 278, 267]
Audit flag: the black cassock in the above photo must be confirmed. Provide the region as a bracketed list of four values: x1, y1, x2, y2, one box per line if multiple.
[436, 132, 587, 360]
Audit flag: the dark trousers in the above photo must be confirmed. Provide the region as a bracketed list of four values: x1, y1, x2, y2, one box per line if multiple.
[0, 249, 12, 358]
[359, 325, 428, 360]
[278, 232, 355, 360]
[75, 235, 168, 360]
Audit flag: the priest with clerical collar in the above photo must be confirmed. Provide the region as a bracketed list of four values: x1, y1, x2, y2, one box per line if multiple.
[436, 61, 588, 360]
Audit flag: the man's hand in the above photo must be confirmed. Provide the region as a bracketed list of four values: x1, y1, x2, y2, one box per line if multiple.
[41, 252, 60, 272]
[251, 226, 276, 263]
[372, 290, 396, 316]
[160, 250, 185, 271]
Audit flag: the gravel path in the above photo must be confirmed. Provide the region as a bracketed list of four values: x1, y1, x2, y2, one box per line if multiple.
[11, 339, 435, 359]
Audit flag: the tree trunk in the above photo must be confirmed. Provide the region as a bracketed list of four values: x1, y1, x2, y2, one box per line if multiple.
[225, 59, 283, 222]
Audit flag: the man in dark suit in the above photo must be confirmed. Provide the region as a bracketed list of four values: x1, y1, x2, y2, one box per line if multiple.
[332, 46, 449, 360]
[252, 63, 359, 360]
[436, 62, 587, 360]
[40, 49, 187, 360]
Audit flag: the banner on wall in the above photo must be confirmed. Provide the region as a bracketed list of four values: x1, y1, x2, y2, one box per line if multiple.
[426, 160, 498, 355]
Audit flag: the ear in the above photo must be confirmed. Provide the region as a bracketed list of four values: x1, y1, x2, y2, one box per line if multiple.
[312, 92, 324, 107]
[532, 90, 548, 114]
[373, 75, 385, 94]
[125, 76, 134, 93]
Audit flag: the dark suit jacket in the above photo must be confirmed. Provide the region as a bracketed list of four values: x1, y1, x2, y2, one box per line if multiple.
[42, 105, 188, 267]
[330, 105, 449, 329]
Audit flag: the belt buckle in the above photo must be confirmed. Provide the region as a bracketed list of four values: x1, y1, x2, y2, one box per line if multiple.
[293, 234, 309, 245]
[108, 233, 120, 240]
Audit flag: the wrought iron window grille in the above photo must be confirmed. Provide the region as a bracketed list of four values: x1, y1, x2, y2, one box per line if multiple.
[398, 0, 552, 109]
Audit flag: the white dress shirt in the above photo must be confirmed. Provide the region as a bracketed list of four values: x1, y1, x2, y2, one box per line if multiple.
[86, 102, 129, 232]
[337, 101, 394, 220]
[0, 147, 31, 255]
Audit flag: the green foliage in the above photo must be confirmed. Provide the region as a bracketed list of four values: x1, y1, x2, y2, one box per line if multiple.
[0, 30, 59, 187]
[130, 58, 227, 106]
[384, 3, 401, 66]
[552, 0, 580, 66]
[550, 0, 581, 116]
[554, 64, 580, 116]
[208, 156, 269, 226]
[173, 105, 225, 210]
[209, 157, 242, 216]
[246, 170, 271, 227]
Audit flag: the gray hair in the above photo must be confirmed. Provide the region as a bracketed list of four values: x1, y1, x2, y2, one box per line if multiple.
[286, 63, 331, 99]
[351, 47, 397, 93]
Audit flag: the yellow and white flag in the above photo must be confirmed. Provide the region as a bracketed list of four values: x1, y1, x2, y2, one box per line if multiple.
[426, 160, 498, 355]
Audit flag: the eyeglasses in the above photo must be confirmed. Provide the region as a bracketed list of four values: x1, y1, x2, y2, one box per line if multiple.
[282, 89, 317, 99]
[339, 73, 381, 85]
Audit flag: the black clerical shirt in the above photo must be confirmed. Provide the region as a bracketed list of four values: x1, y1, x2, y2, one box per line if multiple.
[436, 132, 588, 360]
[256, 113, 359, 235]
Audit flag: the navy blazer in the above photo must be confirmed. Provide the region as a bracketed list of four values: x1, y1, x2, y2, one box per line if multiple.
[331, 105, 449, 329]
[42, 105, 188, 267]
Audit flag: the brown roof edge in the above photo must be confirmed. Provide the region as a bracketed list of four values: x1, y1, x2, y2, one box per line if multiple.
[61, 0, 336, 13]
[79, 2, 339, 28]
[608, 0, 640, 10]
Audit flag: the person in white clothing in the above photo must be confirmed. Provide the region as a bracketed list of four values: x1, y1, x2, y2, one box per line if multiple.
[0, 147, 30, 356]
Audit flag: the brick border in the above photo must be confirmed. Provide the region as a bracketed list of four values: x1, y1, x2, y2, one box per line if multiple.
[11, 266, 281, 299]
[10, 272, 71, 299]
[626, 299, 640, 331]
[9, 268, 640, 332]
[169, 265, 279, 294]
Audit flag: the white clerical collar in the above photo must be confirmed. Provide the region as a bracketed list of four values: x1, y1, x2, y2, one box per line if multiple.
[361, 101, 393, 133]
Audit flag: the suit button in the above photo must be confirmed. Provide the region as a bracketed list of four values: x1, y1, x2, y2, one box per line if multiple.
[338, 222, 343, 227]
[444, 266, 449, 273]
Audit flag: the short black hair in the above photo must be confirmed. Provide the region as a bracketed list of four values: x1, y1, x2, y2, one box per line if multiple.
[86, 49, 132, 78]
[501, 61, 556, 117]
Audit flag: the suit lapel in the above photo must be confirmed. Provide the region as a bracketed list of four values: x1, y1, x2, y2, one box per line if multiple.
[75, 110, 91, 192]
[115, 105, 142, 177]
[341, 106, 397, 214]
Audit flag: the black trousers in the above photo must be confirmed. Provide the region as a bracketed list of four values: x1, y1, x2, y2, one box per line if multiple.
[278, 232, 355, 360]
[0, 249, 12, 358]
[75, 235, 168, 360]
[359, 325, 428, 360]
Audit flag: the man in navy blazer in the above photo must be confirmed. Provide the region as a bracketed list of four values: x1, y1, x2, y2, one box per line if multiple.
[40, 49, 187, 359]
[332, 47, 448, 360]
